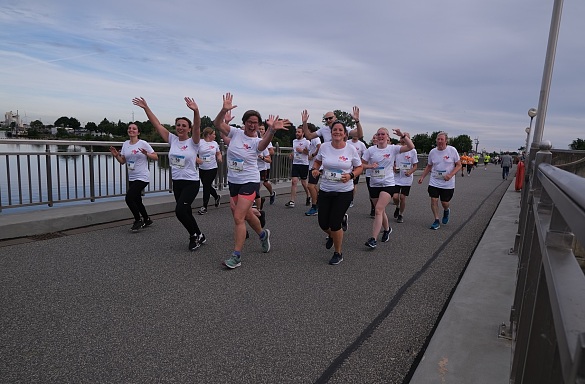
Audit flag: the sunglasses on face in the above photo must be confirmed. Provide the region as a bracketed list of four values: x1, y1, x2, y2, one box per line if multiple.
[324, 116, 334, 121]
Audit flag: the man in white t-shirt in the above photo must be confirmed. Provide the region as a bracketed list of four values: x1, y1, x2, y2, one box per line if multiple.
[418, 132, 462, 230]
[285, 127, 311, 207]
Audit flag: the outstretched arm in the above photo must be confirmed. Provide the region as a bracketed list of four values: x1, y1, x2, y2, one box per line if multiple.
[132, 97, 170, 143]
[301, 110, 318, 140]
[348, 106, 363, 139]
[213, 93, 237, 137]
[185, 97, 201, 145]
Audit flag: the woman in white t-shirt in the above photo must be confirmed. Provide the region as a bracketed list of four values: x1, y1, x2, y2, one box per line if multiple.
[109, 123, 158, 232]
[309, 117, 363, 266]
[361, 127, 414, 249]
[133, 96, 205, 252]
[213, 93, 288, 269]
[197, 127, 222, 215]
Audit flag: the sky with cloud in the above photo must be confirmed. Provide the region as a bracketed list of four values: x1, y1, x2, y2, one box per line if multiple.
[1, 0, 583, 152]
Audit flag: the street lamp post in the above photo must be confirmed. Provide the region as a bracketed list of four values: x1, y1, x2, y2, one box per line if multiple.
[524, 108, 537, 161]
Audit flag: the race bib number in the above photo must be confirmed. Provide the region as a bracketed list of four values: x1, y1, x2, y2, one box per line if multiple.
[201, 155, 212, 163]
[324, 168, 343, 182]
[170, 155, 186, 169]
[228, 158, 244, 172]
[433, 170, 447, 179]
[400, 162, 411, 170]
[127, 160, 136, 171]
[294, 152, 303, 161]
[371, 167, 385, 178]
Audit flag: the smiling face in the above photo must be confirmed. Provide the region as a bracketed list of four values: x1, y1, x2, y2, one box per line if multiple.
[127, 123, 140, 137]
[323, 112, 336, 127]
[175, 118, 191, 139]
[295, 127, 303, 139]
[331, 122, 347, 143]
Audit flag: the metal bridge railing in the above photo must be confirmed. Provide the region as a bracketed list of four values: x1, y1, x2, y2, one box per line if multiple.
[510, 143, 585, 383]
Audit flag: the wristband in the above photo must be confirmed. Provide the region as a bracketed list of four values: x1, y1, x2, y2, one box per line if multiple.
[349, 172, 355, 180]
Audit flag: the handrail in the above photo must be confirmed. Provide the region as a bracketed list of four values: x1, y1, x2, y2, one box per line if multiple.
[510, 145, 585, 383]
[0, 138, 295, 212]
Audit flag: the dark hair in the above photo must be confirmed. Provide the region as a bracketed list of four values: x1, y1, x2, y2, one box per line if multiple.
[331, 121, 348, 138]
[242, 110, 262, 124]
[175, 117, 192, 127]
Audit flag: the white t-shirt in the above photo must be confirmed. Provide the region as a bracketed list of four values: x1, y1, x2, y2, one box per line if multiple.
[394, 149, 418, 186]
[265, 142, 274, 170]
[362, 144, 402, 187]
[315, 142, 361, 193]
[292, 138, 310, 165]
[257, 148, 270, 172]
[197, 139, 220, 170]
[168, 133, 199, 181]
[226, 127, 261, 184]
[348, 139, 367, 158]
[121, 139, 154, 182]
[427, 145, 460, 189]
[315, 125, 350, 142]
[308, 137, 321, 168]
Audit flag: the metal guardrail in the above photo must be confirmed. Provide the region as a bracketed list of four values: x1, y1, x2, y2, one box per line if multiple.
[510, 144, 585, 383]
[0, 139, 294, 212]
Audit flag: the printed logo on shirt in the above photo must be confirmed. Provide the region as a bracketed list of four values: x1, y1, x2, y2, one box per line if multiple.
[243, 144, 251, 150]
[180, 145, 188, 151]
[131, 149, 140, 154]
[338, 156, 349, 161]
[443, 155, 450, 160]
[404, 155, 411, 160]
[383, 153, 391, 159]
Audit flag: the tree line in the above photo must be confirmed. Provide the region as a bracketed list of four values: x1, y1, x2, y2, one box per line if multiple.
[24, 112, 585, 153]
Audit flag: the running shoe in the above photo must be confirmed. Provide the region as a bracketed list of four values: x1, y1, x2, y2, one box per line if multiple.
[198, 207, 207, 215]
[260, 229, 271, 253]
[365, 237, 377, 248]
[142, 218, 153, 228]
[442, 208, 450, 225]
[131, 220, 143, 232]
[214, 195, 221, 207]
[342, 214, 348, 231]
[285, 201, 295, 208]
[223, 253, 241, 269]
[349, 201, 354, 208]
[269, 191, 276, 205]
[198, 233, 207, 245]
[396, 215, 404, 223]
[430, 220, 441, 230]
[325, 236, 333, 250]
[305, 207, 318, 216]
[381, 228, 393, 242]
[329, 252, 343, 265]
[189, 235, 200, 251]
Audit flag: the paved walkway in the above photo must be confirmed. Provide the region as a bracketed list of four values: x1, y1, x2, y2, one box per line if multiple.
[0, 165, 518, 383]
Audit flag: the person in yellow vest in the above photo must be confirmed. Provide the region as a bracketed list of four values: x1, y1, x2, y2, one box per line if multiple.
[484, 154, 491, 170]
[474, 154, 480, 168]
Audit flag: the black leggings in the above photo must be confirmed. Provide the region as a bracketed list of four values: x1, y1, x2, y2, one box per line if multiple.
[317, 190, 353, 232]
[126, 180, 149, 221]
[199, 168, 219, 208]
[172, 179, 201, 236]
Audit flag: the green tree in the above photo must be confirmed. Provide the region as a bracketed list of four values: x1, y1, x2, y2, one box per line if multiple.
[30, 120, 44, 129]
[201, 115, 213, 130]
[412, 133, 433, 154]
[333, 109, 356, 128]
[450, 134, 473, 153]
[569, 138, 585, 150]
[85, 122, 98, 132]
[54, 116, 70, 127]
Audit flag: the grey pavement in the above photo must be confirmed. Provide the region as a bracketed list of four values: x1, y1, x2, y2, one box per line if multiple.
[0, 165, 518, 383]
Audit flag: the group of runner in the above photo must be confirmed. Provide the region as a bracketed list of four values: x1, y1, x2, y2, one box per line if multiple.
[111, 94, 462, 268]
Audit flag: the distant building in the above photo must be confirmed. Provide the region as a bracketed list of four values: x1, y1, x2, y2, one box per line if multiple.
[3, 111, 23, 129]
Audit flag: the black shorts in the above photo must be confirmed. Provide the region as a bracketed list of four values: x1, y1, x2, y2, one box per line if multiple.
[427, 185, 454, 202]
[291, 164, 309, 179]
[308, 169, 320, 185]
[368, 185, 398, 199]
[259, 169, 269, 182]
[229, 182, 261, 199]
[394, 185, 412, 196]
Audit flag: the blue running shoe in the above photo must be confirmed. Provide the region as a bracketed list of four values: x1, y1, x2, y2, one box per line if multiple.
[305, 207, 318, 216]
[430, 220, 441, 230]
[442, 208, 450, 225]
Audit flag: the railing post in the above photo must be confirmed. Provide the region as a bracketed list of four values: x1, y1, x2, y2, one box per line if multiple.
[45, 144, 54, 207]
[88, 146, 96, 202]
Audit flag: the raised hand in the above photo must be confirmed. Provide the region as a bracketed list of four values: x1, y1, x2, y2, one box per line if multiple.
[301, 109, 309, 124]
[222, 93, 237, 112]
[351, 106, 360, 122]
[132, 97, 148, 109]
[184, 97, 199, 111]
